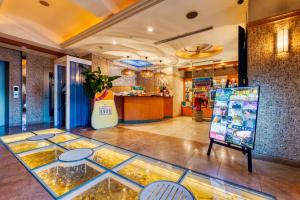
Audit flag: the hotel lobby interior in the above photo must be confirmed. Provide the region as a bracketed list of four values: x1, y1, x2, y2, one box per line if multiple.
[0, 0, 300, 199]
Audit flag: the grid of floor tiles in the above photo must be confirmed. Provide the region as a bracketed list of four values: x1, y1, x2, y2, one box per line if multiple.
[0, 128, 275, 200]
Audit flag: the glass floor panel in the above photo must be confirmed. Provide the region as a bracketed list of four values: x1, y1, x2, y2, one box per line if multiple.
[117, 157, 184, 186]
[49, 133, 79, 144]
[33, 128, 65, 135]
[0, 132, 34, 144]
[62, 138, 103, 150]
[34, 161, 104, 197]
[7, 140, 52, 154]
[64, 173, 140, 200]
[19, 146, 65, 169]
[181, 172, 273, 200]
[91, 146, 134, 169]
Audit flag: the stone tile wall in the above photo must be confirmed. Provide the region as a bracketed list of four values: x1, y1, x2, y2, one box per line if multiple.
[248, 16, 300, 161]
[0, 46, 22, 126]
[26, 53, 54, 124]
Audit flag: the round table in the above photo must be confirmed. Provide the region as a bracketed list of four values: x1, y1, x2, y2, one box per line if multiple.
[58, 148, 94, 162]
[139, 181, 195, 200]
[26, 134, 55, 141]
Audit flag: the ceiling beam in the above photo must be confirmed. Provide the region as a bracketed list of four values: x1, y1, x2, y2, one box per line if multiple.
[60, 0, 166, 48]
[0, 34, 65, 57]
[154, 26, 213, 45]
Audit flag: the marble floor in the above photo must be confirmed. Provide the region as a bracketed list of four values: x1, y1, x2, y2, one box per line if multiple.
[0, 120, 300, 200]
[119, 116, 210, 143]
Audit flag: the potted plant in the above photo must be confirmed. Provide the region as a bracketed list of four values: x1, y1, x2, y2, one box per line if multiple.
[81, 67, 120, 100]
[82, 67, 120, 129]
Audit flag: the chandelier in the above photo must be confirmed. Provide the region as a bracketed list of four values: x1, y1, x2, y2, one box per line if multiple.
[155, 60, 166, 78]
[140, 57, 154, 78]
[121, 56, 136, 77]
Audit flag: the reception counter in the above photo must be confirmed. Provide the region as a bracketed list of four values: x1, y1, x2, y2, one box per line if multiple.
[115, 96, 173, 124]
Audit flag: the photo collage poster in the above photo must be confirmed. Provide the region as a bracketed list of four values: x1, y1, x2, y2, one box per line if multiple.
[209, 87, 259, 149]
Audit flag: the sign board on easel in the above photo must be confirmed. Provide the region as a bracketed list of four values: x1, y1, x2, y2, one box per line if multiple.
[207, 87, 260, 172]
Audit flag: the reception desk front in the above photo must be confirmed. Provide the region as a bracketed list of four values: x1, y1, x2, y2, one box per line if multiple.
[115, 96, 173, 124]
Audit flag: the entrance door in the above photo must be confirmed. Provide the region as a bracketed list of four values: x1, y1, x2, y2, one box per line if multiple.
[0, 61, 8, 127]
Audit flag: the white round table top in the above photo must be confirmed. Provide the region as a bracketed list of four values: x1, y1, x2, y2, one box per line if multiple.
[58, 148, 94, 162]
[140, 181, 195, 200]
[27, 134, 55, 141]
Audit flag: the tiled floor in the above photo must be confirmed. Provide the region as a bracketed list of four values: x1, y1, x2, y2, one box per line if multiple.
[119, 116, 210, 143]
[0, 119, 299, 199]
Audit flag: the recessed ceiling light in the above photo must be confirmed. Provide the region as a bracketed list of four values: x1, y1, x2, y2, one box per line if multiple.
[112, 40, 117, 45]
[39, 0, 50, 7]
[147, 27, 154, 32]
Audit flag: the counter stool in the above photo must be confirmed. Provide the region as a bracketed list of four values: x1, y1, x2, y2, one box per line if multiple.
[139, 180, 195, 200]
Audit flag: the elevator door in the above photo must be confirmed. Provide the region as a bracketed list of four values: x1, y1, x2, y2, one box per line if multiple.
[0, 62, 8, 126]
[69, 62, 91, 128]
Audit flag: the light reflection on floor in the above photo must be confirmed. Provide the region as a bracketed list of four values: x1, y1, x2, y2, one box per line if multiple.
[0, 128, 275, 200]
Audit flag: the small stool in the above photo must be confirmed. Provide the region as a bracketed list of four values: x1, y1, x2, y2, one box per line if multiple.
[139, 181, 195, 200]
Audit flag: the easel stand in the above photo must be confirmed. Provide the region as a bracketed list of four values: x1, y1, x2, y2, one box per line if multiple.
[207, 138, 253, 172]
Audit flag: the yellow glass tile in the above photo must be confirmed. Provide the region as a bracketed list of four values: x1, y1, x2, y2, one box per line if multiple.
[49, 133, 79, 144]
[92, 148, 132, 169]
[63, 140, 100, 150]
[36, 163, 103, 197]
[20, 147, 64, 169]
[34, 128, 65, 135]
[8, 140, 51, 154]
[0, 132, 34, 143]
[182, 173, 269, 200]
[72, 177, 139, 200]
[118, 158, 184, 186]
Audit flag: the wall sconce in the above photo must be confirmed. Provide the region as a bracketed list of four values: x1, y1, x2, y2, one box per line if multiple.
[277, 29, 289, 53]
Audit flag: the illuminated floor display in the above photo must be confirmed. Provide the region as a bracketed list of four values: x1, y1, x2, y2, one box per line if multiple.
[49, 133, 79, 144]
[117, 157, 184, 186]
[91, 146, 134, 169]
[19, 145, 65, 169]
[7, 140, 51, 153]
[62, 138, 102, 150]
[0, 129, 275, 200]
[0, 132, 34, 143]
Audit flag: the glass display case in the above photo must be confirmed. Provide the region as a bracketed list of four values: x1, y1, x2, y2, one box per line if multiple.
[33, 128, 65, 135]
[0, 132, 34, 144]
[19, 145, 65, 169]
[62, 138, 103, 150]
[181, 172, 273, 200]
[8, 140, 52, 154]
[90, 145, 135, 169]
[62, 173, 140, 200]
[49, 133, 79, 144]
[34, 161, 105, 197]
[116, 157, 184, 186]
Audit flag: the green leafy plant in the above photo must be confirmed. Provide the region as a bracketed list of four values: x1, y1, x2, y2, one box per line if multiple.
[81, 67, 120, 98]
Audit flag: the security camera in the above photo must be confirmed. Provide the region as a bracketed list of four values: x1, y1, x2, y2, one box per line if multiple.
[237, 0, 244, 5]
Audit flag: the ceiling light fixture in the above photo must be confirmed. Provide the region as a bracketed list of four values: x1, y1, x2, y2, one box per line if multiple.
[147, 27, 154, 32]
[155, 60, 166, 78]
[140, 57, 154, 78]
[121, 56, 136, 77]
[39, 0, 50, 7]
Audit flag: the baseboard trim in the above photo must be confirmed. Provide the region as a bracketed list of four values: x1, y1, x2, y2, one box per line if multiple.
[253, 153, 300, 168]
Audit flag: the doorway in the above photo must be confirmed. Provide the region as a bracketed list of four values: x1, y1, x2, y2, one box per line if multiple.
[0, 61, 9, 127]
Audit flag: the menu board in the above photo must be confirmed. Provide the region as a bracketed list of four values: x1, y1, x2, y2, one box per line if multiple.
[209, 87, 259, 149]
